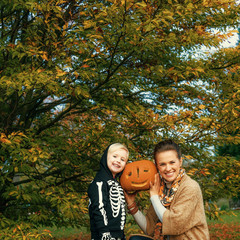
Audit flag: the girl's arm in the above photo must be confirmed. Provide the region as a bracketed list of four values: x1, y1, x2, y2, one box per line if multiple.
[88, 181, 112, 239]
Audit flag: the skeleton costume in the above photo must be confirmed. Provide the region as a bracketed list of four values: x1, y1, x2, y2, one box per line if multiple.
[88, 145, 126, 240]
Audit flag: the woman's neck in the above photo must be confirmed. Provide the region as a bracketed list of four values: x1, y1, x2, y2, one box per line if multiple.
[164, 179, 172, 188]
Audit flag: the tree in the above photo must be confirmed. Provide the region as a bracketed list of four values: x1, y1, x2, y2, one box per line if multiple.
[1, 0, 240, 237]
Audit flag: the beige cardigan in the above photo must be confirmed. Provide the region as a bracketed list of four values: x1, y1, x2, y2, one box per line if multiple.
[145, 174, 210, 240]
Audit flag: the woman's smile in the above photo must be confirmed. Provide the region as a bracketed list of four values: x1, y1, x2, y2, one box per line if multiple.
[155, 150, 182, 183]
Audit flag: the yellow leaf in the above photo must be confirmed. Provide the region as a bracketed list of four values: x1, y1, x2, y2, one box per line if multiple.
[232, 109, 239, 117]
[0, 138, 11, 144]
[17, 132, 27, 137]
[232, 212, 237, 216]
[136, 2, 147, 7]
[187, 3, 194, 10]
[56, 69, 66, 77]
[126, 106, 131, 111]
[42, 53, 48, 61]
[83, 20, 95, 29]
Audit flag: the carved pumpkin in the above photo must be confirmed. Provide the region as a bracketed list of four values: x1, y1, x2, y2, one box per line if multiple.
[120, 160, 157, 192]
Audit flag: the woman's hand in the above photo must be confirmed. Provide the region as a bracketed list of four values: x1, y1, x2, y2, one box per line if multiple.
[149, 173, 160, 197]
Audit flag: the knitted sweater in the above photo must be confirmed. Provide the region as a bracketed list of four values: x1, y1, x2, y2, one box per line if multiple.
[145, 174, 210, 240]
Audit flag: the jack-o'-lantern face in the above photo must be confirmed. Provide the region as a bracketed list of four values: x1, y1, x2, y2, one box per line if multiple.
[120, 160, 157, 192]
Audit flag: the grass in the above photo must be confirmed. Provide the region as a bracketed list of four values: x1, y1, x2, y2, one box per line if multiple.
[43, 211, 240, 239]
[40, 225, 90, 240]
[207, 210, 240, 224]
[42, 227, 85, 239]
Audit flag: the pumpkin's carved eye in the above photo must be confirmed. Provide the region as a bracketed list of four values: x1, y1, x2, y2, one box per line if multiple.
[144, 169, 148, 172]
[128, 172, 132, 176]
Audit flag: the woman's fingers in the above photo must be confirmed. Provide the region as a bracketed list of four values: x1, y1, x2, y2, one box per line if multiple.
[155, 173, 160, 185]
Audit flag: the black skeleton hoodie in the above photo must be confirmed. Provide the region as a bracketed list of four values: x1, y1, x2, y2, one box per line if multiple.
[88, 145, 126, 240]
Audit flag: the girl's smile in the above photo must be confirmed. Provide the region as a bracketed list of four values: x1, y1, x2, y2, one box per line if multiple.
[107, 149, 128, 178]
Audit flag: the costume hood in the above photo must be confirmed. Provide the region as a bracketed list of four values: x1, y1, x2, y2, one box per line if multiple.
[95, 144, 123, 181]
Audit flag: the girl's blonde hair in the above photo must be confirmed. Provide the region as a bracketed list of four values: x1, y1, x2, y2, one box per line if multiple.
[108, 143, 129, 159]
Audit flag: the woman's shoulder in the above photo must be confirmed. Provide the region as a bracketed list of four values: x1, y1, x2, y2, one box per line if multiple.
[180, 174, 202, 192]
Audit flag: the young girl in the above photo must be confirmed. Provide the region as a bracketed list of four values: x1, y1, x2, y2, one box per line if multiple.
[88, 143, 129, 240]
[125, 139, 209, 240]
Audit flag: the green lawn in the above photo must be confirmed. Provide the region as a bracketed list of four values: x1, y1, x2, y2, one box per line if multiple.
[43, 227, 85, 239]
[40, 226, 88, 239]
[207, 210, 240, 224]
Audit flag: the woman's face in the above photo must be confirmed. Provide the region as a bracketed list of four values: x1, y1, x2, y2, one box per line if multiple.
[155, 150, 182, 183]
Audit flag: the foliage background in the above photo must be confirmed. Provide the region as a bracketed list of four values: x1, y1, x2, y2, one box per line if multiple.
[0, 0, 240, 238]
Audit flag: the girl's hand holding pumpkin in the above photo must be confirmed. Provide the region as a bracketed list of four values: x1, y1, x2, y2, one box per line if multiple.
[124, 190, 139, 215]
[123, 190, 137, 206]
[149, 173, 160, 197]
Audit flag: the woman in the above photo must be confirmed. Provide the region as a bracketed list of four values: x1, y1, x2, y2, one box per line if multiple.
[125, 139, 209, 240]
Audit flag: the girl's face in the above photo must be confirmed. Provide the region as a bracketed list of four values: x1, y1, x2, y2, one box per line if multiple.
[155, 150, 182, 183]
[107, 149, 128, 178]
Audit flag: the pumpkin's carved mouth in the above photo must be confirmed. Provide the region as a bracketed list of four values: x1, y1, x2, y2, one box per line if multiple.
[131, 180, 148, 187]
